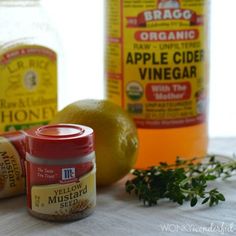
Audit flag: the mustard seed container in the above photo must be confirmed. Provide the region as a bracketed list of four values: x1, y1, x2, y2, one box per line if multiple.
[25, 124, 96, 222]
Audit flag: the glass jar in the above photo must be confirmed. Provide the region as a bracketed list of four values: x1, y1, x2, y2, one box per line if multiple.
[0, 0, 61, 132]
[25, 124, 96, 222]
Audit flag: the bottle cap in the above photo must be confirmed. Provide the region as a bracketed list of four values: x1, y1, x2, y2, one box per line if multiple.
[25, 124, 94, 159]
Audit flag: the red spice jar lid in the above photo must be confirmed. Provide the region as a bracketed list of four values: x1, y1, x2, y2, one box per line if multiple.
[25, 124, 94, 159]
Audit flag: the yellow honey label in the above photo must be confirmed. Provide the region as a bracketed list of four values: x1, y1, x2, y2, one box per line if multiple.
[0, 136, 25, 198]
[0, 45, 57, 132]
[106, 0, 209, 128]
[31, 167, 96, 216]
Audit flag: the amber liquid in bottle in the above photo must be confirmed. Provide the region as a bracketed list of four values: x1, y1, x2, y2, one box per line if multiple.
[136, 124, 208, 168]
[105, 0, 209, 168]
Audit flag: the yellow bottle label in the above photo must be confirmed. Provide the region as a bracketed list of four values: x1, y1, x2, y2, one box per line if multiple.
[0, 45, 57, 131]
[31, 168, 96, 216]
[0, 136, 25, 198]
[106, 0, 209, 128]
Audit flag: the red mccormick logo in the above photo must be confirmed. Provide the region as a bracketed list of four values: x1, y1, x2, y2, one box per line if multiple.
[127, 0, 203, 27]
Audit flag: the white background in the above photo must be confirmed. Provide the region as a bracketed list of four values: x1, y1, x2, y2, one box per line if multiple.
[41, 0, 236, 138]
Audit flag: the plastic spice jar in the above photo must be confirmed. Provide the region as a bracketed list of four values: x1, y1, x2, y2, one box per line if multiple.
[0, 131, 26, 199]
[25, 124, 96, 222]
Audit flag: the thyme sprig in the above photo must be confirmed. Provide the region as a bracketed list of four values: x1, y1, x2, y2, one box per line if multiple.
[125, 155, 236, 207]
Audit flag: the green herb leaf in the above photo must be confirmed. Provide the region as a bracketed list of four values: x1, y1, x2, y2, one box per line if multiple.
[217, 193, 225, 201]
[202, 197, 209, 204]
[190, 197, 198, 207]
[125, 155, 235, 207]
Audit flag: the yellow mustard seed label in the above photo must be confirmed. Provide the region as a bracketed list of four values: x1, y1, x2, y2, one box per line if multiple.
[0, 136, 25, 198]
[31, 168, 96, 216]
[0, 45, 57, 132]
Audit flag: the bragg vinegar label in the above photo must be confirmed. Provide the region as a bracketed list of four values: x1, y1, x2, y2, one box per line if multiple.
[106, 0, 209, 128]
[0, 45, 57, 132]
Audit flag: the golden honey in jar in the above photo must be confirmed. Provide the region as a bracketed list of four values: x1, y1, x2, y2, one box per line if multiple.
[0, 0, 59, 132]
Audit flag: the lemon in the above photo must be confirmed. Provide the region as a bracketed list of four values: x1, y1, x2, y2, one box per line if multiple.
[51, 99, 138, 186]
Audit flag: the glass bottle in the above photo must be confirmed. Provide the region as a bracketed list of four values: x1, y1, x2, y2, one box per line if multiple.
[105, 0, 210, 168]
[0, 0, 60, 132]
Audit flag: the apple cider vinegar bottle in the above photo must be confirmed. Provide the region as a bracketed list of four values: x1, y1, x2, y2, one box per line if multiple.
[105, 0, 210, 168]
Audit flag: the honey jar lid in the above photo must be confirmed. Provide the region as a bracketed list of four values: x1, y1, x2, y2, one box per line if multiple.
[25, 124, 94, 159]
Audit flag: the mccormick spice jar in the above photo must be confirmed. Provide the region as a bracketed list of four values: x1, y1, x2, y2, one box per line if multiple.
[25, 124, 96, 222]
[0, 131, 26, 198]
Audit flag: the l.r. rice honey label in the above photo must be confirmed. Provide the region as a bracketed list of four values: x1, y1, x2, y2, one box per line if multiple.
[0, 45, 57, 132]
[106, 0, 209, 128]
